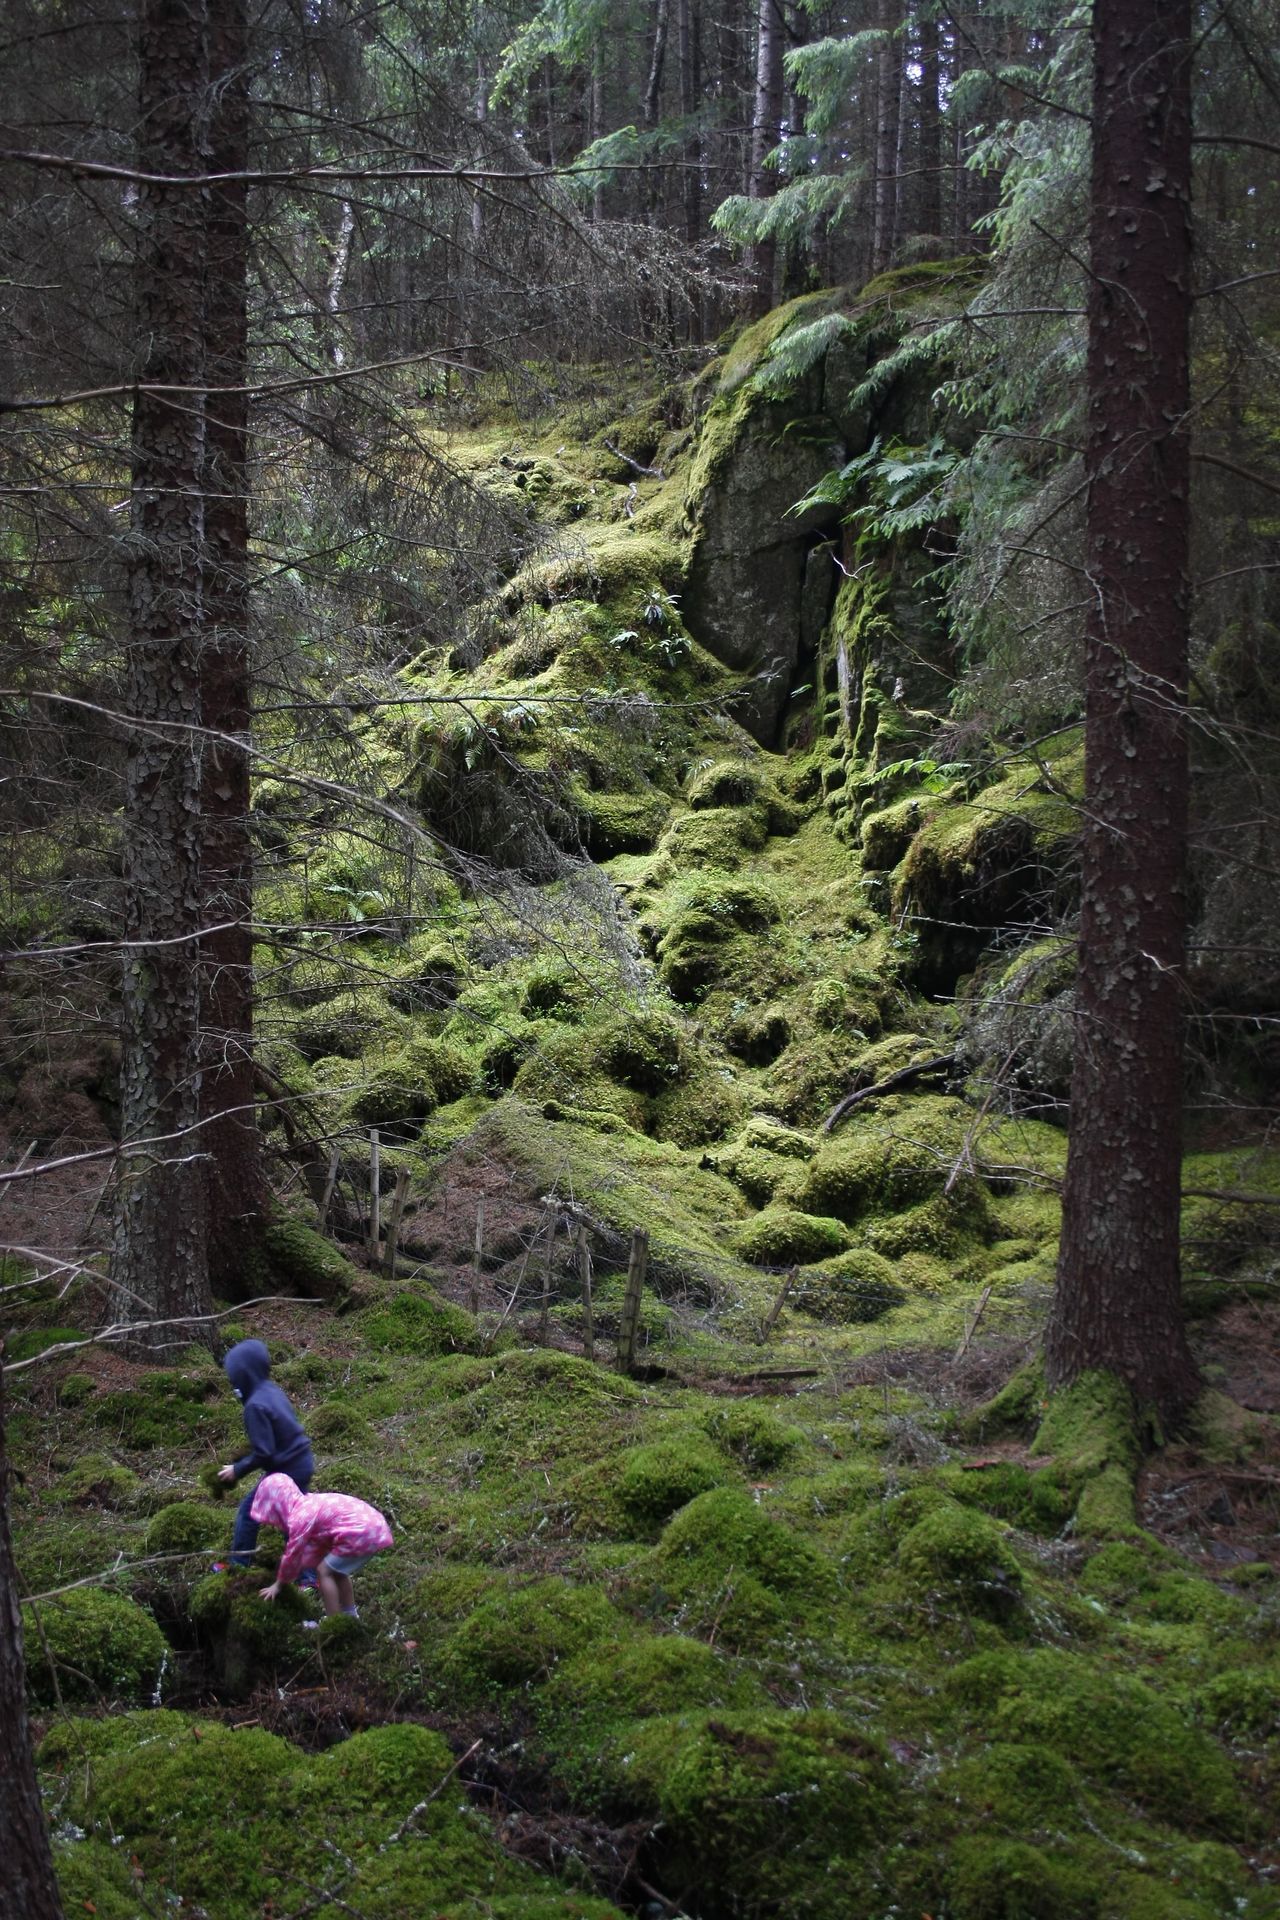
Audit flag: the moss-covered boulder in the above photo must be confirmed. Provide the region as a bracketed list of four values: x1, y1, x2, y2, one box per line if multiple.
[189, 1570, 317, 1692]
[23, 1589, 168, 1705]
[734, 1206, 852, 1266]
[629, 1486, 834, 1648]
[42, 1714, 625, 1920]
[947, 1647, 1246, 1835]
[52, 1451, 140, 1510]
[143, 1500, 231, 1558]
[436, 1576, 624, 1700]
[359, 1289, 482, 1357]
[792, 1247, 905, 1322]
[622, 1709, 899, 1918]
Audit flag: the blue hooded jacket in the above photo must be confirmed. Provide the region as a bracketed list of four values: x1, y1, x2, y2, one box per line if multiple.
[224, 1339, 314, 1484]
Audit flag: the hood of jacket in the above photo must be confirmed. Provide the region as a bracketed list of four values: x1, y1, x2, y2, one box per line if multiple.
[224, 1338, 272, 1399]
[249, 1472, 306, 1531]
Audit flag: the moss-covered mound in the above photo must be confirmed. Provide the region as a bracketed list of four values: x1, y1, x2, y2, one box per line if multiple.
[23, 1589, 168, 1704]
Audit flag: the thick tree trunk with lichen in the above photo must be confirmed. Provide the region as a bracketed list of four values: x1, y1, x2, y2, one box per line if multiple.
[1045, 0, 1199, 1424]
[0, 1357, 66, 1920]
[110, 0, 213, 1351]
[199, 0, 266, 1298]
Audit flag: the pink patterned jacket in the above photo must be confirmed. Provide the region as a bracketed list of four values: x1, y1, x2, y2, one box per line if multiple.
[250, 1473, 393, 1585]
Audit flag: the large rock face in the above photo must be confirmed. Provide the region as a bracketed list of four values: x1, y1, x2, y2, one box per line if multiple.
[681, 299, 864, 745]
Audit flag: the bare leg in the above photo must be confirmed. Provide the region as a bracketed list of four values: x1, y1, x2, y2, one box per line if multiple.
[314, 1564, 344, 1616]
[333, 1572, 356, 1614]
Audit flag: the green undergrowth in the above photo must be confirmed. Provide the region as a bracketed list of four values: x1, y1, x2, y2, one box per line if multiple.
[9, 303, 1280, 1920]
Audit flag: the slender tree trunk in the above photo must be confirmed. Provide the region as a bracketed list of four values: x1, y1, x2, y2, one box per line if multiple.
[1045, 0, 1199, 1424]
[747, 0, 784, 312]
[200, 0, 265, 1299]
[0, 1357, 65, 1920]
[111, 0, 214, 1351]
[643, 0, 671, 130]
[917, 7, 942, 239]
[873, 0, 902, 271]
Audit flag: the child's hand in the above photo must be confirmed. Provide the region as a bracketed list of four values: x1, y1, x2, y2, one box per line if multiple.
[217, 1465, 236, 1484]
[259, 1581, 282, 1602]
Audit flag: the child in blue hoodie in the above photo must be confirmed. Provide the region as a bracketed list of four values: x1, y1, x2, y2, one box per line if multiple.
[217, 1339, 315, 1569]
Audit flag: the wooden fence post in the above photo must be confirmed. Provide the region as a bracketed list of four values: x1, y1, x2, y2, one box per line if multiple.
[538, 1207, 558, 1343]
[615, 1228, 649, 1373]
[759, 1266, 797, 1342]
[367, 1131, 381, 1262]
[469, 1196, 485, 1314]
[383, 1166, 411, 1277]
[576, 1222, 595, 1363]
[319, 1144, 341, 1226]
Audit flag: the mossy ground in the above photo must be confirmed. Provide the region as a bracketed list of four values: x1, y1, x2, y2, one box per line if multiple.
[7, 301, 1280, 1920]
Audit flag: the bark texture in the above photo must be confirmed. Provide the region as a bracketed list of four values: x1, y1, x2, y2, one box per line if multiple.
[111, 0, 214, 1348]
[747, 0, 784, 313]
[0, 1359, 66, 1920]
[200, 0, 265, 1297]
[1045, 0, 1199, 1421]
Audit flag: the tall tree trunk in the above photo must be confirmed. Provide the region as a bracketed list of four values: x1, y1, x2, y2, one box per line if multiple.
[1045, 0, 1199, 1424]
[643, 0, 671, 129]
[112, 0, 214, 1352]
[872, 0, 902, 271]
[0, 1357, 65, 1920]
[200, 0, 264, 1300]
[917, 6, 942, 239]
[747, 0, 784, 313]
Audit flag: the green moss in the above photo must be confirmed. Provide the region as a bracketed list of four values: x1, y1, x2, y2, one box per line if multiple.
[93, 1363, 231, 1451]
[43, 1712, 579, 1919]
[6, 1325, 83, 1363]
[704, 1404, 805, 1472]
[1033, 1371, 1142, 1536]
[23, 1589, 168, 1705]
[189, 1570, 316, 1689]
[501, 526, 684, 613]
[143, 1500, 230, 1557]
[792, 1247, 904, 1322]
[945, 1837, 1100, 1920]
[796, 1095, 985, 1222]
[607, 1431, 734, 1535]
[716, 1141, 806, 1206]
[359, 1289, 481, 1356]
[863, 1183, 995, 1259]
[934, 1461, 1075, 1534]
[947, 1647, 1245, 1834]
[52, 1451, 140, 1510]
[308, 1399, 376, 1445]
[438, 1576, 623, 1698]
[56, 1371, 95, 1407]
[538, 1632, 766, 1783]
[620, 1708, 897, 1918]
[734, 1206, 852, 1266]
[629, 1486, 833, 1649]
[896, 1502, 1024, 1623]
[261, 1215, 360, 1303]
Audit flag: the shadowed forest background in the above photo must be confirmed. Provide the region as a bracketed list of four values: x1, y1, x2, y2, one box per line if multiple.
[1, 1, 1279, 1916]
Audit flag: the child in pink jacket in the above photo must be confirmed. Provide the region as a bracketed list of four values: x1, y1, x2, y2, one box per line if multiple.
[251, 1473, 392, 1620]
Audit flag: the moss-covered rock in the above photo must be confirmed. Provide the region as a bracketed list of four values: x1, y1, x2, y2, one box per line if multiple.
[792, 1247, 905, 1322]
[23, 1589, 168, 1705]
[52, 1451, 140, 1510]
[437, 1576, 623, 1699]
[92, 1364, 231, 1451]
[629, 1486, 833, 1648]
[734, 1206, 852, 1266]
[359, 1289, 481, 1356]
[947, 1647, 1245, 1834]
[189, 1569, 317, 1691]
[261, 1215, 360, 1303]
[143, 1500, 230, 1558]
[621, 1709, 899, 1918]
[704, 1403, 804, 1472]
[796, 1094, 983, 1222]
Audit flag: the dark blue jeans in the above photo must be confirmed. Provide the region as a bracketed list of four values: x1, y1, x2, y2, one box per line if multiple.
[229, 1457, 314, 1567]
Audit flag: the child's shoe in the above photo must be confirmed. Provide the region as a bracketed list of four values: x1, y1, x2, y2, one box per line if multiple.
[209, 1562, 229, 1574]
